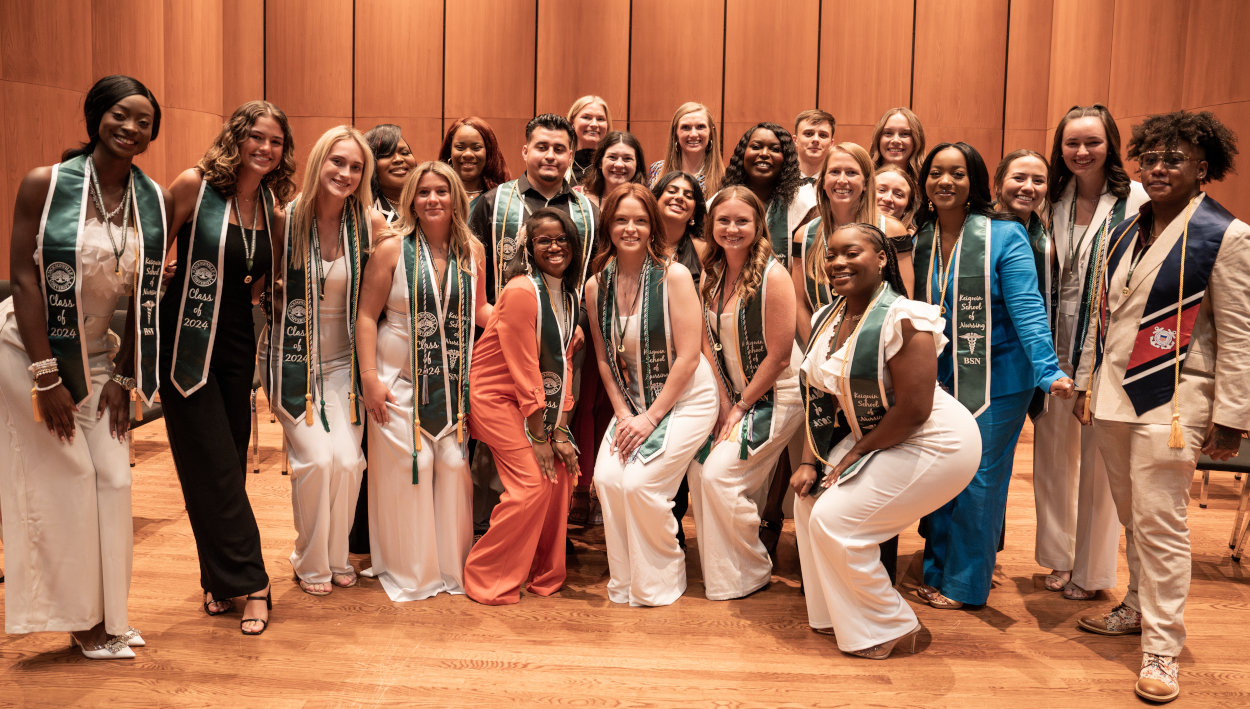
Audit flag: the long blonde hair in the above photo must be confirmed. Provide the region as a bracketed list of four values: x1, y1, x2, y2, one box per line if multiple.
[700, 186, 774, 305]
[386, 160, 482, 274]
[808, 142, 880, 288]
[659, 102, 724, 195]
[290, 126, 375, 267]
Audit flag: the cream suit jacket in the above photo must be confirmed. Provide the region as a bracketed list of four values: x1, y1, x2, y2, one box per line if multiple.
[1077, 193, 1250, 431]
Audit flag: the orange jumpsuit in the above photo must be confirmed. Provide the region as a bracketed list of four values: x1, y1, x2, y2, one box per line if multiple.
[462, 277, 575, 605]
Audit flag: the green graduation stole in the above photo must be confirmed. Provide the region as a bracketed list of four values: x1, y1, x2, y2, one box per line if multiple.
[402, 230, 476, 483]
[1069, 196, 1128, 370]
[528, 273, 577, 433]
[489, 179, 596, 299]
[802, 284, 899, 492]
[703, 258, 780, 460]
[799, 217, 831, 312]
[272, 195, 369, 429]
[171, 180, 273, 395]
[598, 257, 674, 463]
[914, 214, 992, 417]
[38, 155, 166, 404]
[766, 197, 790, 266]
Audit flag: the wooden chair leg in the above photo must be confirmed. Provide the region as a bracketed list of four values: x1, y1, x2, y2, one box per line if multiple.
[1200, 470, 1210, 508]
[1233, 516, 1250, 562]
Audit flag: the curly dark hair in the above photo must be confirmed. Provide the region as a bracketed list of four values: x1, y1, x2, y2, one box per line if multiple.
[1127, 110, 1238, 184]
[722, 122, 803, 208]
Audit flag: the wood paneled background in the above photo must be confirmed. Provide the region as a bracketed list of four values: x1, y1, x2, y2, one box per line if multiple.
[3, 0, 1247, 277]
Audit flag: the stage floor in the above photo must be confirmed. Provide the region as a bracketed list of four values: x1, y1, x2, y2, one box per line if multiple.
[2, 393, 1249, 707]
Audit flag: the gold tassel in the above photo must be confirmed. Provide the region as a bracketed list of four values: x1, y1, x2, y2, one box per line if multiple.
[1080, 392, 1090, 421]
[32, 386, 41, 422]
[133, 389, 142, 422]
[456, 413, 464, 443]
[348, 391, 358, 424]
[305, 393, 314, 426]
[1167, 412, 1185, 449]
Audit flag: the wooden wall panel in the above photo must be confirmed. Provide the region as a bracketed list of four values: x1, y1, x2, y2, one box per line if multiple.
[0, 81, 87, 279]
[0, 0, 92, 90]
[91, 0, 166, 101]
[445, 0, 537, 158]
[222, 0, 266, 114]
[158, 107, 227, 187]
[817, 0, 914, 143]
[1181, 0, 1250, 108]
[535, 0, 629, 125]
[912, 0, 1009, 160]
[1046, 0, 1114, 126]
[264, 0, 353, 118]
[0, 81, 9, 278]
[629, 0, 725, 162]
[1001, 129, 1050, 163]
[1004, 0, 1053, 133]
[163, 0, 224, 115]
[723, 0, 819, 134]
[1108, 0, 1187, 119]
[354, 0, 443, 132]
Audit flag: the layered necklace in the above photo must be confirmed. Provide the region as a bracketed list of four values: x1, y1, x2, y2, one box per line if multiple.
[931, 214, 967, 315]
[311, 208, 345, 299]
[86, 156, 134, 276]
[613, 266, 644, 354]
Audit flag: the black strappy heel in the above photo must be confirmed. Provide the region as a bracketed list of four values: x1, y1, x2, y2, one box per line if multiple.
[240, 590, 272, 636]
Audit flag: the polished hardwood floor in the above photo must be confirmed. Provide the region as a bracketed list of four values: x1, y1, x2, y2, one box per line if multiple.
[2, 394, 1249, 707]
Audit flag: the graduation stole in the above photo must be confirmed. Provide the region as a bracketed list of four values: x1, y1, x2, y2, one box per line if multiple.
[598, 257, 674, 462]
[765, 196, 790, 266]
[914, 214, 992, 417]
[703, 258, 779, 459]
[800, 217, 832, 312]
[799, 284, 898, 491]
[273, 195, 369, 428]
[405, 230, 475, 464]
[38, 155, 166, 405]
[1068, 195, 1128, 370]
[490, 179, 596, 299]
[1027, 213, 1057, 334]
[1094, 195, 1229, 427]
[171, 181, 273, 395]
[526, 273, 577, 433]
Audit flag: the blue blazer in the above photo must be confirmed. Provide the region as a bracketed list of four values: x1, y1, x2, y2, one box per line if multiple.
[922, 217, 1064, 399]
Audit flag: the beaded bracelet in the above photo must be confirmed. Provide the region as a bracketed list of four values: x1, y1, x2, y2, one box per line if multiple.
[34, 376, 63, 392]
[27, 358, 58, 378]
[525, 424, 549, 444]
[111, 373, 136, 390]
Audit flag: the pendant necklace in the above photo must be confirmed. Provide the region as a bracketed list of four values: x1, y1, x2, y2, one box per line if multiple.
[87, 156, 134, 276]
[711, 265, 745, 352]
[933, 217, 964, 315]
[614, 266, 644, 353]
[234, 189, 261, 283]
[311, 209, 345, 300]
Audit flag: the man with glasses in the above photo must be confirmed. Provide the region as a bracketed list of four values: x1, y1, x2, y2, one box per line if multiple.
[1073, 110, 1250, 704]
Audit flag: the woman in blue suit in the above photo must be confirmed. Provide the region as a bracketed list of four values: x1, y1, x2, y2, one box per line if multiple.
[911, 142, 1074, 609]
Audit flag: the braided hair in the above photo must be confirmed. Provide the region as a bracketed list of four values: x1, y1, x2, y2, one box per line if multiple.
[821, 222, 907, 297]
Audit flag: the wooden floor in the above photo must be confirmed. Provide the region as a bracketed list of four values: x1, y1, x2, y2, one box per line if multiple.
[2, 394, 1249, 708]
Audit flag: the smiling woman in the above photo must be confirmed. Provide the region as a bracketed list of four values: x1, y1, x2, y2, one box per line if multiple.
[265, 126, 386, 601]
[160, 100, 298, 636]
[647, 102, 724, 195]
[364, 124, 415, 225]
[0, 75, 169, 659]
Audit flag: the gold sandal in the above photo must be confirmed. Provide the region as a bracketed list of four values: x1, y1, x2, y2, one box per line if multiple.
[915, 585, 964, 610]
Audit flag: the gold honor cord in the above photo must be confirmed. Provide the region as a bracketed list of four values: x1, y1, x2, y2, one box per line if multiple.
[347, 210, 362, 425]
[411, 231, 423, 453]
[1082, 214, 1141, 420]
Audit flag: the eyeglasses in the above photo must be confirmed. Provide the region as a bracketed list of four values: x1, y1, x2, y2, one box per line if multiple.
[1138, 151, 1192, 170]
[532, 235, 569, 248]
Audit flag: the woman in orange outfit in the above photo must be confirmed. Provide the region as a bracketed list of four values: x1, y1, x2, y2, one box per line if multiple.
[462, 207, 582, 605]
